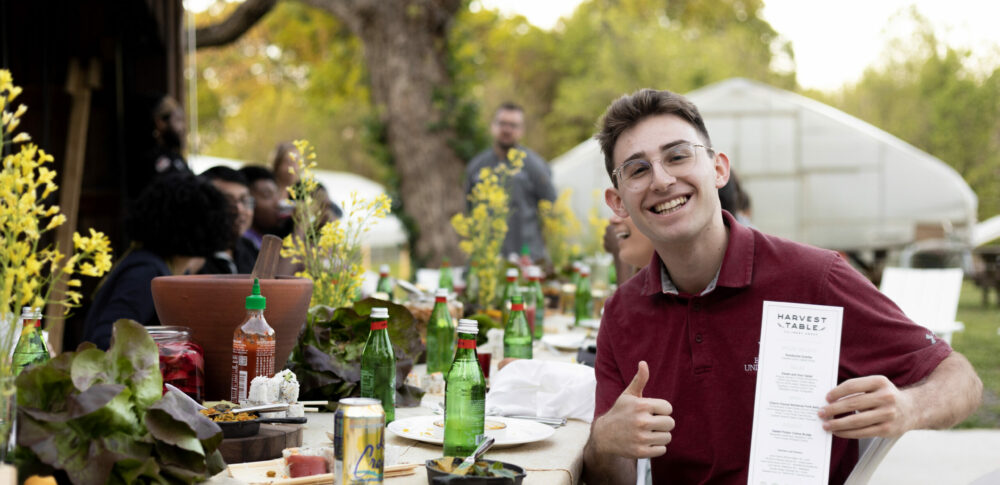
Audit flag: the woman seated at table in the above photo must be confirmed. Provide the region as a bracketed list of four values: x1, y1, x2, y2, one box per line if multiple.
[83, 173, 235, 349]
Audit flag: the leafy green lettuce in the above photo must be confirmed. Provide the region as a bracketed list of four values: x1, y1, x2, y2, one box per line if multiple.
[15, 320, 225, 484]
[288, 298, 425, 407]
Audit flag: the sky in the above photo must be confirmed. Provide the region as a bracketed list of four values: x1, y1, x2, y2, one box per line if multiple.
[478, 0, 1000, 91]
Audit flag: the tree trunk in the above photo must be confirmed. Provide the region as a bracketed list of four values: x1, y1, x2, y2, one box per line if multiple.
[196, 0, 466, 265]
[307, 0, 464, 266]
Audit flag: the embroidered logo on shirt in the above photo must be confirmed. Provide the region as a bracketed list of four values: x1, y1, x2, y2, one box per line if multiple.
[925, 333, 937, 345]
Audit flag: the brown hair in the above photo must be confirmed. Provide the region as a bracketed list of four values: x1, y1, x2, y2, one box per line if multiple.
[595, 89, 712, 187]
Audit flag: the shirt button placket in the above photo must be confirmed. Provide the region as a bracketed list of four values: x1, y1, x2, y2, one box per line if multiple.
[690, 298, 711, 373]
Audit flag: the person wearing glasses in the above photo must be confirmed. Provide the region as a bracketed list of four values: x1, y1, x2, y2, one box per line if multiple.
[198, 166, 259, 275]
[583, 89, 982, 484]
[464, 102, 557, 263]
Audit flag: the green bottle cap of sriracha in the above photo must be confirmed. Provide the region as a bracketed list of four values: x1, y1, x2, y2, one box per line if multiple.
[245, 278, 267, 310]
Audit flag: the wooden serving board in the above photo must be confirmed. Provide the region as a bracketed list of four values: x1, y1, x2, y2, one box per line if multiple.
[229, 459, 419, 484]
[220, 424, 303, 465]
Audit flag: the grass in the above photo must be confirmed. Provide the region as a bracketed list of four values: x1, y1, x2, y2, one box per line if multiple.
[951, 280, 1000, 428]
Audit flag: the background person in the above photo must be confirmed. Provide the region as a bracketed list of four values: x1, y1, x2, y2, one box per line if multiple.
[198, 166, 258, 274]
[465, 102, 557, 262]
[130, 95, 192, 202]
[271, 141, 301, 199]
[584, 88, 982, 484]
[83, 173, 234, 350]
[240, 166, 290, 249]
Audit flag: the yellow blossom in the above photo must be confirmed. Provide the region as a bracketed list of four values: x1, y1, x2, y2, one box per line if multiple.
[45, 213, 66, 231]
[0, 70, 113, 362]
[283, 140, 390, 308]
[539, 189, 581, 272]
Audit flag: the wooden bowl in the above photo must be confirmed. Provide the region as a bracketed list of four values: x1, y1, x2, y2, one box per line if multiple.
[151, 274, 314, 400]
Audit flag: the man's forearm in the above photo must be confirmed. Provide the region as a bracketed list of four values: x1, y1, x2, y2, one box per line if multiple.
[583, 435, 636, 485]
[903, 351, 982, 430]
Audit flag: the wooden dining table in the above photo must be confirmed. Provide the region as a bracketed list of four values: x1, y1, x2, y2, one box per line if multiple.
[212, 315, 596, 484]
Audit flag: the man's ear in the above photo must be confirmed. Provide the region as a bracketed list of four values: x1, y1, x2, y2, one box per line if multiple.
[605, 187, 630, 218]
[713, 151, 731, 189]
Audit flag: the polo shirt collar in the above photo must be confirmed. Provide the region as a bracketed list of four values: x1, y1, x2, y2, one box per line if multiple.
[642, 210, 755, 297]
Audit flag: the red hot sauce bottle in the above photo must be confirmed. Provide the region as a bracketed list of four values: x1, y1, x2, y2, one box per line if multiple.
[231, 278, 276, 404]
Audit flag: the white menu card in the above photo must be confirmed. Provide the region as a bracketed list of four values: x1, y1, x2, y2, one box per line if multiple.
[748, 301, 843, 485]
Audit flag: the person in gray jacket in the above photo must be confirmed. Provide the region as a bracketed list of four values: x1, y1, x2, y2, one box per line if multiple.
[465, 102, 557, 262]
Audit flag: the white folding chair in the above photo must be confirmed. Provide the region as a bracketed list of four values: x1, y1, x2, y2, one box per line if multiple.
[844, 436, 900, 484]
[879, 267, 964, 344]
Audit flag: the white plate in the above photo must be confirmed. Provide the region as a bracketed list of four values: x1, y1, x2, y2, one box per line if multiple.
[387, 415, 554, 447]
[541, 334, 588, 351]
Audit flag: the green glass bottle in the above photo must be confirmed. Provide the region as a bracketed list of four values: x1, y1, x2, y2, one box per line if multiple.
[426, 288, 455, 375]
[527, 265, 545, 340]
[574, 265, 594, 326]
[499, 268, 520, 328]
[12, 307, 48, 375]
[464, 262, 479, 303]
[376, 264, 394, 295]
[443, 319, 486, 457]
[503, 294, 533, 359]
[439, 259, 454, 292]
[360, 307, 396, 423]
[571, 261, 582, 287]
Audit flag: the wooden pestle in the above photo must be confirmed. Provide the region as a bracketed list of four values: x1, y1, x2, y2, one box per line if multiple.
[252, 234, 283, 279]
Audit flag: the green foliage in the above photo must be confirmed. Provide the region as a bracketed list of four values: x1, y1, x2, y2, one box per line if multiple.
[815, 9, 1000, 219]
[287, 298, 425, 406]
[194, 2, 381, 179]
[194, 0, 792, 177]
[538, 0, 794, 157]
[14, 320, 225, 484]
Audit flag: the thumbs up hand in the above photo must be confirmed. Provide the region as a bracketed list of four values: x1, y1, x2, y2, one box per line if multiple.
[591, 361, 675, 459]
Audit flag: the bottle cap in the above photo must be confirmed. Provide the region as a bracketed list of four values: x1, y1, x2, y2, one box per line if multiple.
[379, 264, 390, 275]
[371, 307, 389, 319]
[457, 318, 479, 334]
[434, 288, 449, 298]
[527, 265, 541, 278]
[580, 265, 591, 276]
[245, 278, 267, 310]
[573, 261, 582, 271]
[506, 268, 519, 279]
[441, 258, 450, 268]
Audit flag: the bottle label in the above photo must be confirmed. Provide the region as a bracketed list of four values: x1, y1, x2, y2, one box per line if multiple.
[371, 320, 388, 330]
[511, 303, 524, 311]
[457, 338, 476, 349]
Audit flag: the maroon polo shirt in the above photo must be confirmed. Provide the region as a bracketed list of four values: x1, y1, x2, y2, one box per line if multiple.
[595, 211, 952, 485]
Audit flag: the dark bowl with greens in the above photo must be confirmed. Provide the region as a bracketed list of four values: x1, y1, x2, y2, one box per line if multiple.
[425, 458, 525, 484]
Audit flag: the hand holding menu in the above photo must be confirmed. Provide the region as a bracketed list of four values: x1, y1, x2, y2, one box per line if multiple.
[748, 301, 843, 485]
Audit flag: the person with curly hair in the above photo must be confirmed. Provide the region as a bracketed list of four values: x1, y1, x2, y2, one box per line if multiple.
[83, 173, 235, 349]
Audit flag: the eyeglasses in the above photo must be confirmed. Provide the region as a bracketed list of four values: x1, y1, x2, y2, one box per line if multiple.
[612, 142, 712, 191]
[229, 195, 255, 210]
[493, 120, 522, 129]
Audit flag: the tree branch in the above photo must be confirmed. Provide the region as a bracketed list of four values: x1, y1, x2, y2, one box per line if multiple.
[195, 0, 279, 49]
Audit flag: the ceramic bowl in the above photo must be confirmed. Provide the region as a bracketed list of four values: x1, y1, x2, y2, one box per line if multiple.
[151, 274, 313, 400]
[424, 458, 525, 485]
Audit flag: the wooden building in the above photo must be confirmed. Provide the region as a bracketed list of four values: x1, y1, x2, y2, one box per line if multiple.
[1, 0, 186, 350]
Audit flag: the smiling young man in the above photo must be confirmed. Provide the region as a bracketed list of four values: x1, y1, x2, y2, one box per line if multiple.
[583, 89, 982, 484]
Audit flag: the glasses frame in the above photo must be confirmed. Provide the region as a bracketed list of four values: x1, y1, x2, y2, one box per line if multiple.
[612, 142, 713, 190]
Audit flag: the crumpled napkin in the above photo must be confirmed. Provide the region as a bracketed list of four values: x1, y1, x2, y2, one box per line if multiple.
[486, 359, 596, 423]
